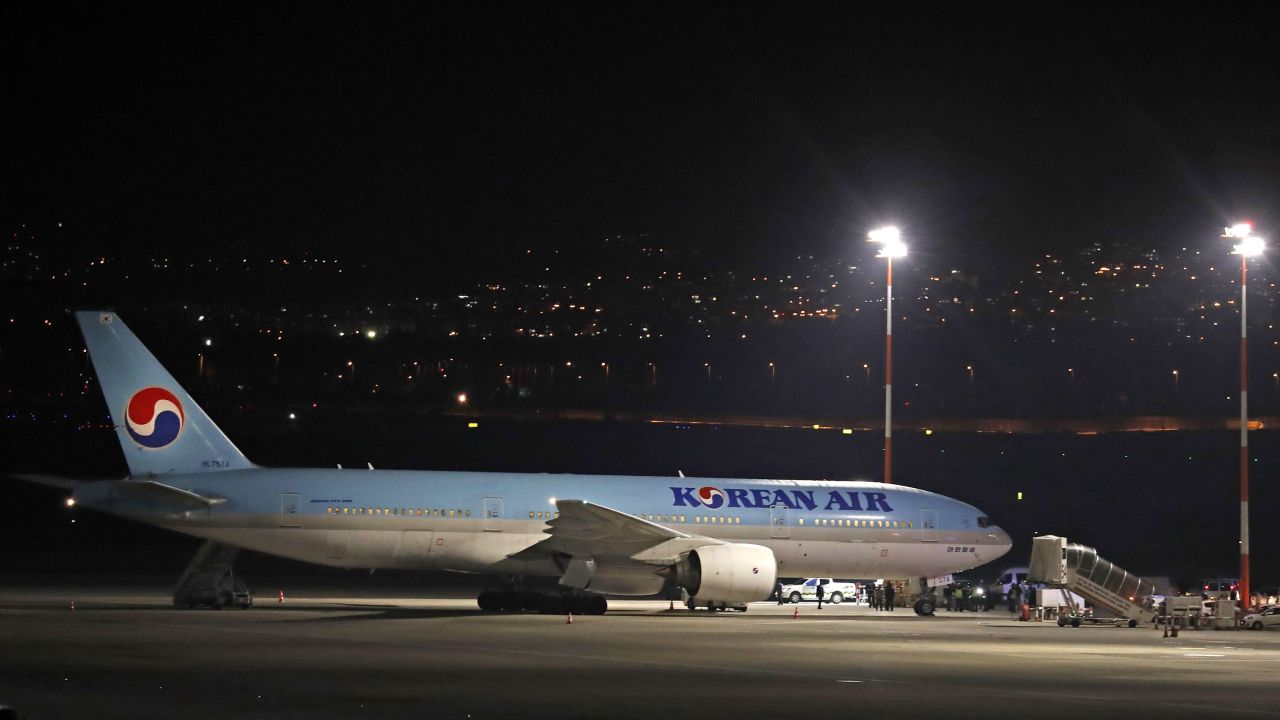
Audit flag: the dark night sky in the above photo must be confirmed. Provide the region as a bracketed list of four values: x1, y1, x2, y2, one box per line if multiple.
[5, 2, 1280, 272]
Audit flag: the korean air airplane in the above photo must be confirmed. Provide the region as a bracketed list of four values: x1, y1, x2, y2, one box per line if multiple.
[20, 311, 1010, 615]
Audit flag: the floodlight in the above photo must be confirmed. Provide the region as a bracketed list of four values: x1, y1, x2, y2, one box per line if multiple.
[1233, 235, 1265, 257]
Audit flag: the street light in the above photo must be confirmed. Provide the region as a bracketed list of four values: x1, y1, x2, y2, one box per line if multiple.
[1225, 222, 1264, 609]
[868, 226, 906, 485]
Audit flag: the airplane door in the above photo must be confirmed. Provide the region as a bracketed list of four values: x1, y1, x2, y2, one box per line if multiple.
[483, 497, 503, 532]
[770, 504, 790, 539]
[920, 509, 939, 542]
[280, 493, 302, 528]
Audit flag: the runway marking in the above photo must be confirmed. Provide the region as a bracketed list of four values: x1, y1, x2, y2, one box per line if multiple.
[837, 680, 865, 683]
[1183, 653, 1226, 657]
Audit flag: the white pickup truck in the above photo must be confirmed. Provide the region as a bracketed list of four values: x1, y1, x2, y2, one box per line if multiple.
[780, 578, 858, 604]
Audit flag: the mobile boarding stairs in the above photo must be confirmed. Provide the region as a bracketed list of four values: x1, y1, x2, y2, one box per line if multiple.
[1028, 535, 1158, 628]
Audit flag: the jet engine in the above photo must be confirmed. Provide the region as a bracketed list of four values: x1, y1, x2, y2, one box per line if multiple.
[672, 543, 777, 604]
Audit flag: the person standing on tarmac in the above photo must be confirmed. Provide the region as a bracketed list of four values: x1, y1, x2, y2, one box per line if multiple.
[943, 583, 955, 612]
[885, 583, 896, 611]
[815, 580, 825, 610]
[1007, 582, 1020, 613]
[776, 579, 784, 605]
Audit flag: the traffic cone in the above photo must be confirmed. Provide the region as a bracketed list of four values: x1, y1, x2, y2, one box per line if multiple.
[278, 589, 285, 604]
[669, 600, 674, 611]
[566, 611, 573, 625]
[793, 606, 799, 620]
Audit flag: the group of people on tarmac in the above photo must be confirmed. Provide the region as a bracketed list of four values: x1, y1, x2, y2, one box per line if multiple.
[771, 579, 1034, 613]
[865, 582, 896, 610]
[941, 581, 1003, 612]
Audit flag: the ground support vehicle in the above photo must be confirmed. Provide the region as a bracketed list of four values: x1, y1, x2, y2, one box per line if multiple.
[781, 578, 858, 605]
[1029, 535, 1157, 629]
[180, 572, 254, 609]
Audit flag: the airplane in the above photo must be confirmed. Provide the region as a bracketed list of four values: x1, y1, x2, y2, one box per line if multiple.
[17, 310, 1011, 615]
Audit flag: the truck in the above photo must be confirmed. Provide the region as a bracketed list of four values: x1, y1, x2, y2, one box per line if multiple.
[780, 578, 859, 604]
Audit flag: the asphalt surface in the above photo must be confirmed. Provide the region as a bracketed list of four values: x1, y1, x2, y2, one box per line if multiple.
[2, 581, 1279, 720]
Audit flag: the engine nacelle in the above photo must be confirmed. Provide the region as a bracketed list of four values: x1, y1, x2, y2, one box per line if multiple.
[672, 543, 777, 604]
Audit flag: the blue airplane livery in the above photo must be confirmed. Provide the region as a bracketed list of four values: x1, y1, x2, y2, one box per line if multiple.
[16, 311, 1011, 615]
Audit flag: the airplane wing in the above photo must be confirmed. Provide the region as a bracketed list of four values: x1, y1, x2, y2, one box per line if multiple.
[11, 474, 225, 510]
[10, 473, 79, 489]
[511, 499, 724, 565]
[115, 480, 227, 509]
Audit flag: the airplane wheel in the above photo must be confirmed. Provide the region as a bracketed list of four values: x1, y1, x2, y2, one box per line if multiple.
[1127, 619, 1138, 628]
[1057, 617, 1068, 627]
[589, 597, 608, 615]
[914, 600, 935, 616]
[1071, 618, 1082, 627]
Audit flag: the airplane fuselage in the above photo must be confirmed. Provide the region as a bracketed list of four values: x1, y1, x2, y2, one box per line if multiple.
[75, 469, 1010, 583]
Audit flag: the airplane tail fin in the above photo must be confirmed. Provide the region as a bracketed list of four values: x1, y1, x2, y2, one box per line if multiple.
[75, 311, 255, 476]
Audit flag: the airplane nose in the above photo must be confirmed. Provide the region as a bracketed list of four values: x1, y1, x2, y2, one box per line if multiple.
[991, 526, 1012, 557]
[983, 525, 1013, 558]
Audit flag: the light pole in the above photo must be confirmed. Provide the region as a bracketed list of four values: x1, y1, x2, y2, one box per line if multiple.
[1225, 222, 1264, 610]
[868, 226, 907, 485]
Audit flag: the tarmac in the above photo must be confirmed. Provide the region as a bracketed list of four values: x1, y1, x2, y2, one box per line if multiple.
[2, 580, 1279, 720]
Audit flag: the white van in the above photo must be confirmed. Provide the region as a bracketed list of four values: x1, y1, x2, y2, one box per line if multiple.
[996, 567, 1029, 597]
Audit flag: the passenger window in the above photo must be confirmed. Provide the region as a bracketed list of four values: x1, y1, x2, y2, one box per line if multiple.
[680, 515, 685, 522]
[529, 511, 535, 519]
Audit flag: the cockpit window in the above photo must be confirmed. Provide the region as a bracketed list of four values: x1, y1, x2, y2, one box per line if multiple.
[977, 516, 991, 528]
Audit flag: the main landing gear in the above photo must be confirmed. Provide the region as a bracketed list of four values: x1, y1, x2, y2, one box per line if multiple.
[476, 589, 607, 615]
